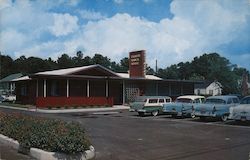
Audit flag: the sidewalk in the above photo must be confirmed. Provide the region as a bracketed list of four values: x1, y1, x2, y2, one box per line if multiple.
[0, 142, 35, 160]
[0, 104, 129, 113]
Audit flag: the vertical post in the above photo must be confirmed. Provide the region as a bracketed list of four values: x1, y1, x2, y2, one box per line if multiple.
[66, 79, 69, 98]
[36, 79, 39, 97]
[43, 79, 46, 97]
[122, 80, 125, 105]
[181, 83, 184, 95]
[106, 80, 109, 97]
[87, 80, 90, 97]
[156, 82, 158, 96]
[169, 83, 171, 96]
[10, 82, 13, 94]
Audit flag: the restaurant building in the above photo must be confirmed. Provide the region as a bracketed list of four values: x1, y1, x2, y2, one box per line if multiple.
[13, 50, 199, 107]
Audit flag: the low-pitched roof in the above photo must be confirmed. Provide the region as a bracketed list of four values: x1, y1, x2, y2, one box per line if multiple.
[116, 73, 162, 80]
[0, 73, 23, 83]
[11, 76, 31, 82]
[35, 64, 119, 77]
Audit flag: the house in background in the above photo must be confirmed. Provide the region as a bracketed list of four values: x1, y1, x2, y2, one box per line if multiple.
[194, 81, 222, 96]
[241, 73, 250, 96]
[0, 73, 23, 95]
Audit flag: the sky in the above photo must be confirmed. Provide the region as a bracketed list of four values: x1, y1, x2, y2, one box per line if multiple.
[0, 0, 250, 70]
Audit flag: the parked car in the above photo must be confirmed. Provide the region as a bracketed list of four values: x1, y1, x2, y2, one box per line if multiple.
[129, 96, 172, 116]
[0, 94, 16, 103]
[162, 95, 205, 118]
[0, 95, 5, 103]
[194, 95, 240, 121]
[229, 96, 250, 121]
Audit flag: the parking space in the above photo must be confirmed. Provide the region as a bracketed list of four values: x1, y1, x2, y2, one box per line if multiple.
[1, 107, 250, 160]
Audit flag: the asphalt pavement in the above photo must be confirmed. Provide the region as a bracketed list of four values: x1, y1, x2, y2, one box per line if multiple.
[0, 107, 250, 160]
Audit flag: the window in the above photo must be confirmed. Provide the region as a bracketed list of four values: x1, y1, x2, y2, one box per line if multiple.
[240, 97, 250, 104]
[197, 89, 200, 95]
[209, 90, 213, 95]
[165, 98, 171, 103]
[227, 98, 233, 104]
[159, 99, 164, 103]
[194, 98, 201, 103]
[51, 80, 59, 96]
[20, 85, 27, 96]
[149, 99, 158, 103]
[232, 98, 239, 104]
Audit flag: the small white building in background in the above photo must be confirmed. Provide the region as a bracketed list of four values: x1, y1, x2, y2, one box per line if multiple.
[194, 81, 222, 96]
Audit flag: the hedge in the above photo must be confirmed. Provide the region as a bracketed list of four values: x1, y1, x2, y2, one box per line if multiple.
[0, 111, 91, 154]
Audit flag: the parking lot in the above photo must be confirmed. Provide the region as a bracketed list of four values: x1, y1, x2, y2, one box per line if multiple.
[48, 110, 250, 160]
[1, 108, 250, 160]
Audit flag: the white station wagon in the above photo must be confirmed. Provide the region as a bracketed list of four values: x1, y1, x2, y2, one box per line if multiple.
[229, 96, 250, 121]
[130, 96, 172, 116]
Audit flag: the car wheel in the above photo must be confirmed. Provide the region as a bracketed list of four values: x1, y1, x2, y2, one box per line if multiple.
[152, 110, 159, 116]
[221, 115, 228, 122]
[138, 112, 145, 117]
[190, 112, 195, 119]
[200, 117, 206, 121]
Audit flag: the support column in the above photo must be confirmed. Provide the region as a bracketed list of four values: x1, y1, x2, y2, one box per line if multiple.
[156, 82, 158, 96]
[10, 83, 13, 94]
[36, 79, 39, 97]
[122, 80, 125, 105]
[66, 79, 69, 98]
[106, 80, 109, 97]
[43, 79, 46, 97]
[169, 83, 171, 96]
[87, 80, 90, 97]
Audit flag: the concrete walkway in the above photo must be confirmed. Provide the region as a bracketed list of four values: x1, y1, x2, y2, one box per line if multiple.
[0, 105, 129, 113]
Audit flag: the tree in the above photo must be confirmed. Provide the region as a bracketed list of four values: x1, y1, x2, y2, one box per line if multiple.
[0, 54, 14, 78]
[92, 54, 111, 68]
[57, 54, 74, 69]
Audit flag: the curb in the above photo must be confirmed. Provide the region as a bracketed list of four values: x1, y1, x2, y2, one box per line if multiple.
[0, 134, 95, 160]
[0, 104, 129, 113]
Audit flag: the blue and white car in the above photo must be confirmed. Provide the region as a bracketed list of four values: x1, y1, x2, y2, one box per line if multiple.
[163, 95, 205, 118]
[229, 96, 250, 121]
[194, 95, 240, 121]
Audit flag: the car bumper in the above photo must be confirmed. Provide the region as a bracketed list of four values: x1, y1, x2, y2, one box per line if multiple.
[195, 111, 217, 117]
[229, 115, 250, 121]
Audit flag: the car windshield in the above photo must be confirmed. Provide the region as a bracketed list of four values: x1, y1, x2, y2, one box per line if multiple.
[176, 98, 192, 103]
[205, 98, 226, 104]
[240, 97, 250, 104]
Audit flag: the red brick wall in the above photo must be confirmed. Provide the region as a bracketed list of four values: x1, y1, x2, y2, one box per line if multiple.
[36, 97, 113, 108]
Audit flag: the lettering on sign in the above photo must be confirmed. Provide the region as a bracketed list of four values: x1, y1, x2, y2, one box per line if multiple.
[130, 54, 141, 66]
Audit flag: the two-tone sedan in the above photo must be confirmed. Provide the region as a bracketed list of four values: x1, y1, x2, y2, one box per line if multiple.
[163, 95, 205, 118]
[194, 95, 240, 121]
[229, 96, 250, 121]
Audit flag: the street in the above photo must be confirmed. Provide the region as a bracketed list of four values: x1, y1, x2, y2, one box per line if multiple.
[0, 108, 250, 160]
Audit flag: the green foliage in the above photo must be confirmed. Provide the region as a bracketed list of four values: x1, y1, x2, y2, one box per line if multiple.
[0, 112, 91, 154]
[1, 51, 249, 94]
[0, 51, 129, 78]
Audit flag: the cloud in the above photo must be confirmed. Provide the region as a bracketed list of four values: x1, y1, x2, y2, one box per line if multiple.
[78, 10, 106, 20]
[113, 0, 123, 4]
[0, 0, 249, 70]
[49, 13, 79, 37]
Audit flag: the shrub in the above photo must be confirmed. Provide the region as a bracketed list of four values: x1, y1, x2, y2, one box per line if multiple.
[0, 111, 91, 154]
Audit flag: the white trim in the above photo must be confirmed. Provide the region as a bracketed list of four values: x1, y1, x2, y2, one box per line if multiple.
[66, 79, 69, 98]
[87, 80, 90, 97]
